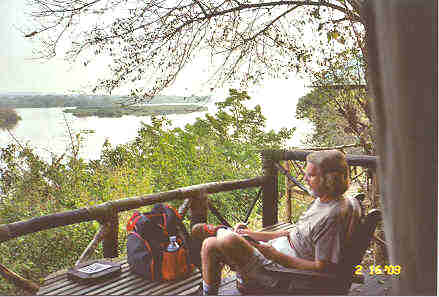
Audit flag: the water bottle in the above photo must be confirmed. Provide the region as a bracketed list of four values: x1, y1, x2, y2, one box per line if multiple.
[166, 236, 180, 252]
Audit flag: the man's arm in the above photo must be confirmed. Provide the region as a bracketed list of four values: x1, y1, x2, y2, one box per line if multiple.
[254, 243, 331, 272]
[236, 229, 289, 242]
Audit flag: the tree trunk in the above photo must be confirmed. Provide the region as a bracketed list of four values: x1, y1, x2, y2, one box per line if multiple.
[365, 1, 437, 294]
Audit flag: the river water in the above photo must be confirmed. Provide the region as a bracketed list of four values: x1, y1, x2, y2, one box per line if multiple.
[0, 103, 313, 162]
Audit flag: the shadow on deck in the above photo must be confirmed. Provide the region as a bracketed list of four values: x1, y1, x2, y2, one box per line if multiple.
[218, 273, 398, 296]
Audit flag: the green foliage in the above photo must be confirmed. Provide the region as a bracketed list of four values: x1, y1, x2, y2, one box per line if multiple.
[297, 48, 375, 154]
[100, 89, 295, 223]
[296, 87, 374, 154]
[0, 143, 153, 294]
[0, 89, 297, 294]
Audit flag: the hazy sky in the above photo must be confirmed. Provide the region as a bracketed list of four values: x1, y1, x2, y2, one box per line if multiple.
[1, 0, 110, 94]
[1, 0, 313, 146]
[0, 1, 310, 122]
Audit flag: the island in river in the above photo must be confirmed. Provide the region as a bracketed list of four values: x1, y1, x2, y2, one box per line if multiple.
[0, 92, 211, 118]
[63, 104, 208, 118]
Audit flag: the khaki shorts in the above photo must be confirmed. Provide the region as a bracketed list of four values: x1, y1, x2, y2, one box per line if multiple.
[236, 247, 326, 294]
[236, 247, 279, 288]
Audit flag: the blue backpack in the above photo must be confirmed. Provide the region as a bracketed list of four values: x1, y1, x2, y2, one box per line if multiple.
[126, 203, 194, 281]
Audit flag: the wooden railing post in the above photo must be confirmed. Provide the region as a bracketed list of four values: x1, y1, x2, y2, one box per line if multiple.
[189, 191, 208, 229]
[102, 203, 119, 258]
[261, 151, 278, 228]
[285, 161, 292, 223]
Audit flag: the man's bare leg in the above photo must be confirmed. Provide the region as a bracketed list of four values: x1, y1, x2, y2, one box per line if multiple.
[200, 229, 257, 295]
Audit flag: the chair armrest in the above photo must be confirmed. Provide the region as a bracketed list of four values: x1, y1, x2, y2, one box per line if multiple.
[267, 266, 363, 283]
[266, 266, 337, 279]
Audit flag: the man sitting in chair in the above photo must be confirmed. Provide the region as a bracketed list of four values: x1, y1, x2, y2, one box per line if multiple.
[192, 150, 361, 295]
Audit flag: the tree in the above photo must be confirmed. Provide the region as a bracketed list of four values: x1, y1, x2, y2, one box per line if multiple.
[296, 49, 375, 154]
[23, 0, 366, 101]
[0, 109, 22, 130]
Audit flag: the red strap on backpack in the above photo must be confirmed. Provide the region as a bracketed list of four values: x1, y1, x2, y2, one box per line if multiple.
[167, 204, 182, 220]
[127, 212, 141, 232]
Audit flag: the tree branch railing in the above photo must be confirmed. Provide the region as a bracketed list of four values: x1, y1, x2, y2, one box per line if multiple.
[0, 176, 265, 244]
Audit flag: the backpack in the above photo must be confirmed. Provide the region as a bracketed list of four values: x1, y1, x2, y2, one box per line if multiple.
[126, 203, 194, 281]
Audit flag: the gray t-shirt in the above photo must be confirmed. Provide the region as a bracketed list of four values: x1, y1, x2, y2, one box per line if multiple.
[265, 197, 359, 272]
[289, 198, 344, 263]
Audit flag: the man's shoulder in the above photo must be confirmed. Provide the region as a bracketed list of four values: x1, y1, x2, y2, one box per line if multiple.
[322, 197, 361, 226]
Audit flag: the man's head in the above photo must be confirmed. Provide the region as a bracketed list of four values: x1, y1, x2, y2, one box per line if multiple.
[305, 150, 350, 198]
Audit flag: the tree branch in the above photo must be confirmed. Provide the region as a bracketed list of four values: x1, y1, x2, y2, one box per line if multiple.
[168, 0, 361, 38]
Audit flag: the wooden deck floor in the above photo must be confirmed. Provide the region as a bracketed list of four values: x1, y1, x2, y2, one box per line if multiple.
[37, 222, 394, 295]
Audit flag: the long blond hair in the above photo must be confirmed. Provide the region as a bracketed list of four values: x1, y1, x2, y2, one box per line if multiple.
[306, 150, 350, 197]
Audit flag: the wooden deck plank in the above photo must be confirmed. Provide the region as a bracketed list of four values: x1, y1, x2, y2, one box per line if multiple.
[70, 268, 135, 295]
[40, 274, 68, 287]
[121, 281, 164, 295]
[152, 274, 202, 295]
[37, 278, 77, 295]
[42, 283, 80, 296]
[84, 274, 145, 295]
[109, 279, 156, 296]
[164, 279, 202, 295]
[161, 274, 203, 295]
[97, 277, 147, 295]
[176, 285, 201, 295]
[139, 271, 202, 295]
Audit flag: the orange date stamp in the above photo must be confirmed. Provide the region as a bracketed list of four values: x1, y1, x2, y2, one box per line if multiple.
[354, 265, 402, 275]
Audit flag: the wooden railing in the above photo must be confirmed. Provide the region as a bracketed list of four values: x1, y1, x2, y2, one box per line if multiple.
[0, 149, 378, 293]
[0, 176, 266, 293]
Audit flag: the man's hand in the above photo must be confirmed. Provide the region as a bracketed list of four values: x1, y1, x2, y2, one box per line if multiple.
[253, 241, 276, 257]
[234, 222, 249, 233]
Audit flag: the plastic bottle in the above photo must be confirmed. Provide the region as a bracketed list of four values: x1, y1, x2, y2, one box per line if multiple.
[166, 236, 180, 252]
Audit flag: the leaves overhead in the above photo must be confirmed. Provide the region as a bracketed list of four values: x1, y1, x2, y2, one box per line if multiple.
[24, 0, 366, 101]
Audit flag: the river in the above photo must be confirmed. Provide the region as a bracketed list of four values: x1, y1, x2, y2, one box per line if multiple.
[0, 103, 313, 162]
